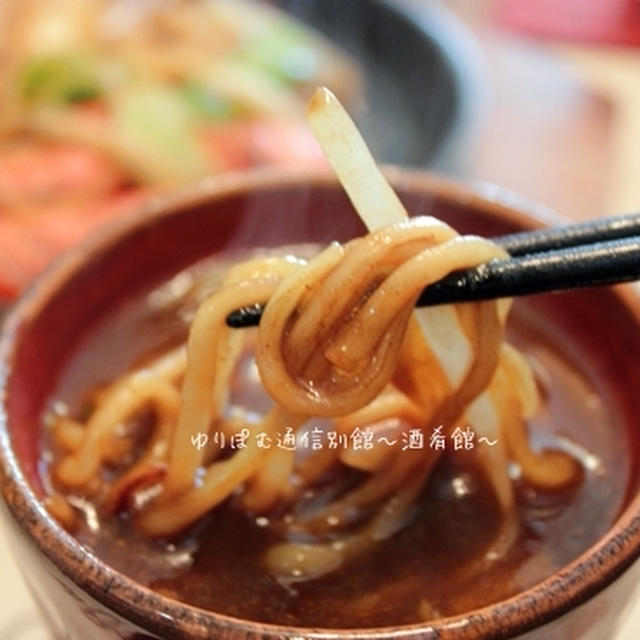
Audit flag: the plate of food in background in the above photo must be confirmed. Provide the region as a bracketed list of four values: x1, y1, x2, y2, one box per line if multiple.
[0, 0, 479, 302]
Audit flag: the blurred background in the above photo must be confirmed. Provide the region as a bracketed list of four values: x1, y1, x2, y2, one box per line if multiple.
[1, 0, 639, 300]
[1, 0, 640, 637]
[431, 0, 640, 221]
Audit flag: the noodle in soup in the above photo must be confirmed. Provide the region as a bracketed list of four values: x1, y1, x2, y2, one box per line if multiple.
[38, 89, 621, 628]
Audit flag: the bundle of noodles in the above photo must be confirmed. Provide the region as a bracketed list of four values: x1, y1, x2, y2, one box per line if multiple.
[46, 89, 579, 583]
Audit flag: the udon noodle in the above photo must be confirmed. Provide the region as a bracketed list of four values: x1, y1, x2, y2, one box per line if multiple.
[46, 89, 579, 585]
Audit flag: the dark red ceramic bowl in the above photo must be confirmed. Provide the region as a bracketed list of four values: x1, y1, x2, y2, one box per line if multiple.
[1, 169, 640, 639]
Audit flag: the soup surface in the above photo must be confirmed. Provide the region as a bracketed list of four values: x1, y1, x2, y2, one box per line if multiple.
[40, 250, 629, 628]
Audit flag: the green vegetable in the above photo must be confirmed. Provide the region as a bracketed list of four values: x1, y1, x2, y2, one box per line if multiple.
[235, 22, 318, 85]
[110, 83, 210, 183]
[19, 53, 105, 104]
[179, 82, 235, 120]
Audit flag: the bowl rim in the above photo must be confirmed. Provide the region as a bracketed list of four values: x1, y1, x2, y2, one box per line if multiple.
[1, 167, 640, 639]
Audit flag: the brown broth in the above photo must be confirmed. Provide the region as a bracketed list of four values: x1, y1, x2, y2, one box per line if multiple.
[40, 258, 630, 629]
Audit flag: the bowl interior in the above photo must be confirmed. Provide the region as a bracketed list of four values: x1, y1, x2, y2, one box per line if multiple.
[2, 171, 640, 638]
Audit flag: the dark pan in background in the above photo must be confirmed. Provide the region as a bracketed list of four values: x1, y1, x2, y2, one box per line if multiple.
[274, 0, 484, 172]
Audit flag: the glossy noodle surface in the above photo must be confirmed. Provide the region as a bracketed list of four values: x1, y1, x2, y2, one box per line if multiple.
[40, 244, 627, 628]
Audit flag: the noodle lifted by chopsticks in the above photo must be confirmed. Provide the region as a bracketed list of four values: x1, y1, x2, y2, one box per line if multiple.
[47, 89, 579, 583]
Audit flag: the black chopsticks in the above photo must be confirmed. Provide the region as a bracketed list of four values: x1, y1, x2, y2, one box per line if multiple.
[494, 212, 640, 256]
[225, 212, 640, 328]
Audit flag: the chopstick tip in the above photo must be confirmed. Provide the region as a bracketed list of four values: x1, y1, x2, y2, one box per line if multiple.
[226, 303, 263, 328]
